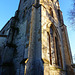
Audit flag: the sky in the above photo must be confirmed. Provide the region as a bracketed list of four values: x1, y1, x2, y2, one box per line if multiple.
[59, 0, 75, 63]
[0, 0, 75, 63]
[0, 0, 20, 29]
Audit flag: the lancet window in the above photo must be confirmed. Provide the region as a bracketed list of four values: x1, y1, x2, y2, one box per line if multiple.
[47, 27, 55, 65]
[55, 37, 63, 68]
[47, 25, 63, 67]
[47, 32, 52, 65]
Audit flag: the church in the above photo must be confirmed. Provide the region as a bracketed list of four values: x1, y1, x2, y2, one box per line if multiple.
[0, 0, 75, 75]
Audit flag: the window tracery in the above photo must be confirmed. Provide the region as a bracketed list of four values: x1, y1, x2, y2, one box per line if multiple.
[47, 25, 63, 67]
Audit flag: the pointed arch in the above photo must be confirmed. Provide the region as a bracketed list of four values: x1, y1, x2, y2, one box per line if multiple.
[51, 24, 63, 68]
[47, 32, 52, 65]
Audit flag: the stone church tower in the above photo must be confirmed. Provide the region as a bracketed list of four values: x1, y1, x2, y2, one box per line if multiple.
[0, 0, 75, 75]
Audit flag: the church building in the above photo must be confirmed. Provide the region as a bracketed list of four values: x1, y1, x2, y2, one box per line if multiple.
[0, 0, 75, 75]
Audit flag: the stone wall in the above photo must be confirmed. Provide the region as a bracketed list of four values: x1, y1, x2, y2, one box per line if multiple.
[0, 0, 74, 75]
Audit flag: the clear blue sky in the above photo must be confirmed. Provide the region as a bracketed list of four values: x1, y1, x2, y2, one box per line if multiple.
[0, 0, 20, 29]
[0, 0, 75, 63]
[59, 0, 75, 63]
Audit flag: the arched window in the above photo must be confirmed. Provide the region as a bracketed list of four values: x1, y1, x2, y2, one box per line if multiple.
[55, 37, 63, 67]
[47, 32, 52, 65]
[47, 27, 55, 65]
[55, 37, 60, 66]
[50, 27, 55, 65]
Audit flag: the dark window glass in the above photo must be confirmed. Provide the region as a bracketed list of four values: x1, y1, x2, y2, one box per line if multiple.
[55, 37, 60, 66]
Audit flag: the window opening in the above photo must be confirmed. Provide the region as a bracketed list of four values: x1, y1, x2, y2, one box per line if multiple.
[55, 37, 61, 66]
[47, 32, 52, 65]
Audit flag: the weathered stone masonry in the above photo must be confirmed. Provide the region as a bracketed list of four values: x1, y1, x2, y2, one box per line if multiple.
[0, 0, 75, 75]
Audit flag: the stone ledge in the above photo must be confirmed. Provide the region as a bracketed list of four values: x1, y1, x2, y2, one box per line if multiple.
[20, 58, 28, 64]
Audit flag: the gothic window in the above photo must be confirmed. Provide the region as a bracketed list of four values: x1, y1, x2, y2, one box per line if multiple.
[57, 9, 61, 21]
[47, 32, 52, 65]
[55, 37, 63, 67]
[49, 7, 53, 17]
[50, 27, 55, 65]
[55, 37, 60, 66]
